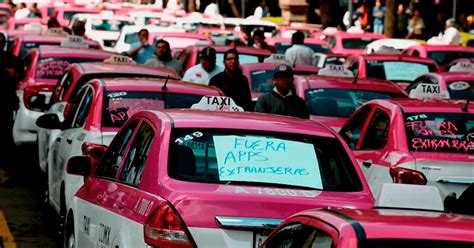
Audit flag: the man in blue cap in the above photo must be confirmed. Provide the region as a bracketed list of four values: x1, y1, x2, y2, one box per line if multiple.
[254, 64, 309, 119]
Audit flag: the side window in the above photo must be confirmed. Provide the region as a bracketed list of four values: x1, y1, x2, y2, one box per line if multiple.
[360, 108, 390, 150]
[262, 223, 306, 248]
[118, 121, 155, 186]
[53, 72, 72, 102]
[301, 226, 334, 248]
[96, 120, 139, 179]
[339, 106, 372, 150]
[71, 87, 93, 128]
[412, 49, 420, 57]
[62, 87, 87, 129]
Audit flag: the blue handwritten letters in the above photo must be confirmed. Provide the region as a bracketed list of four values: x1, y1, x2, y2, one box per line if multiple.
[213, 136, 322, 189]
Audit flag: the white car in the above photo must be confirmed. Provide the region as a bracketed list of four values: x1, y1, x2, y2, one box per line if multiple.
[365, 38, 421, 54]
[113, 25, 184, 54]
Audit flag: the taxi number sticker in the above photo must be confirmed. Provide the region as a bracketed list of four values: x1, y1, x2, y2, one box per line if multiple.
[83, 215, 91, 236]
[174, 132, 203, 144]
[232, 186, 318, 198]
[107, 92, 127, 98]
[406, 114, 427, 121]
[98, 223, 111, 246]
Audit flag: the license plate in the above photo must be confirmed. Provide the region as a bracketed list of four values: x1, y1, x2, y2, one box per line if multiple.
[254, 232, 269, 248]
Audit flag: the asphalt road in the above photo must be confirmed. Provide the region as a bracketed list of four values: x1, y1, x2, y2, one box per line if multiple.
[0, 145, 58, 248]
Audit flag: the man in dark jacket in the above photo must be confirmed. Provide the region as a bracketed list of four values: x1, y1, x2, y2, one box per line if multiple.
[254, 64, 309, 119]
[209, 48, 252, 111]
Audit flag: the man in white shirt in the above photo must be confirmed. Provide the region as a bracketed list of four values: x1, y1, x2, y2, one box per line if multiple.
[182, 47, 223, 85]
[284, 31, 314, 66]
[442, 18, 461, 46]
[14, 3, 30, 19]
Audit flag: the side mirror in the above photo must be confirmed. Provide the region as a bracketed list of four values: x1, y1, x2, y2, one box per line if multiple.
[29, 94, 47, 110]
[36, 113, 62, 129]
[66, 156, 92, 177]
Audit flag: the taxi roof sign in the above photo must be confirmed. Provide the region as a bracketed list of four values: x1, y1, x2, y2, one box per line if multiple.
[263, 54, 290, 64]
[60, 35, 89, 49]
[42, 28, 69, 37]
[191, 96, 243, 112]
[103, 55, 136, 65]
[449, 62, 474, 72]
[408, 83, 450, 100]
[317, 64, 354, 78]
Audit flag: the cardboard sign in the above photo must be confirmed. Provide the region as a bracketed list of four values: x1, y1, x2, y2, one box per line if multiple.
[191, 96, 243, 112]
[409, 83, 450, 99]
[60, 35, 89, 49]
[449, 62, 474, 72]
[317, 64, 354, 78]
[103, 55, 136, 65]
[263, 54, 290, 64]
[213, 135, 323, 189]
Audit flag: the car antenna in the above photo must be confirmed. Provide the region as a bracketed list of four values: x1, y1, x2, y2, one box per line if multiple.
[162, 75, 169, 90]
[462, 99, 470, 112]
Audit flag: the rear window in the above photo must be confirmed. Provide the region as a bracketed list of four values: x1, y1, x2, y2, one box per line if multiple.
[250, 70, 317, 93]
[154, 37, 210, 49]
[404, 113, 474, 153]
[124, 32, 139, 44]
[91, 19, 133, 31]
[275, 42, 331, 54]
[428, 51, 474, 66]
[446, 81, 474, 100]
[342, 38, 374, 49]
[102, 92, 203, 127]
[366, 61, 435, 82]
[305, 88, 402, 117]
[36, 57, 103, 79]
[215, 53, 266, 69]
[362, 239, 474, 248]
[168, 128, 363, 192]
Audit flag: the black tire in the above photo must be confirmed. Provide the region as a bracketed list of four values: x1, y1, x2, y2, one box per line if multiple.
[64, 213, 75, 248]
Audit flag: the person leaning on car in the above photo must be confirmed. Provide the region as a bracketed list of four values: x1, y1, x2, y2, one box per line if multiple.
[254, 64, 309, 119]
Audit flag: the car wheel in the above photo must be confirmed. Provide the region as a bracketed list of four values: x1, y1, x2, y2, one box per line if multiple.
[64, 214, 75, 248]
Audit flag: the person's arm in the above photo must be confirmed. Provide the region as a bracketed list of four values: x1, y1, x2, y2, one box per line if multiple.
[128, 43, 144, 58]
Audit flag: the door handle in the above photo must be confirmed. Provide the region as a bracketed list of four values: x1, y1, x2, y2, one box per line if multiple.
[362, 160, 372, 168]
[66, 139, 72, 144]
[56, 137, 62, 143]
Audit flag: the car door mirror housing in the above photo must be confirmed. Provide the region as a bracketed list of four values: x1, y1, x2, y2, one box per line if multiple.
[36, 113, 62, 129]
[66, 156, 92, 177]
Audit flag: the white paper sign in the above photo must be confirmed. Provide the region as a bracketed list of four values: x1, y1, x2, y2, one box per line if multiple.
[213, 135, 323, 189]
[409, 83, 450, 99]
[383, 62, 429, 81]
[191, 96, 243, 112]
[317, 64, 354, 77]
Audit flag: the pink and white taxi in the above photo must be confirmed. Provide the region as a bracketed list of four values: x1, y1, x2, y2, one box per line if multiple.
[408, 70, 474, 101]
[36, 78, 223, 226]
[316, 28, 386, 55]
[294, 67, 407, 131]
[339, 98, 474, 200]
[37, 59, 180, 174]
[401, 44, 474, 70]
[63, 104, 374, 247]
[263, 207, 474, 248]
[13, 38, 114, 146]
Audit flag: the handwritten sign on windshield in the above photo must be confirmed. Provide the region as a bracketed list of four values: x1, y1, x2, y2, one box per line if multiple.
[107, 98, 164, 123]
[213, 135, 322, 189]
[383, 62, 429, 81]
[37, 59, 70, 78]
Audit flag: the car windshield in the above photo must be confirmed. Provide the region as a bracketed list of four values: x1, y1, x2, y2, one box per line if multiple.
[342, 38, 375, 49]
[366, 61, 435, 81]
[446, 80, 474, 100]
[168, 128, 363, 191]
[250, 70, 317, 93]
[275, 42, 331, 54]
[20, 41, 59, 59]
[124, 32, 139, 44]
[428, 51, 474, 66]
[36, 57, 103, 79]
[91, 19, 133, 31]
[64, 11, 86, 21]
[404, 112, 474, 154]
[102, 92, 203, 127]
[305, 88, 401, 117]
[215, 53, 265, 69]
[362, 239, 474, 248]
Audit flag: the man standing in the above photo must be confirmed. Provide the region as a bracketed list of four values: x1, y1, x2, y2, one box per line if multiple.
[254, 64, 309, 119]
[284, 31, 314, 66]
[182, 47, 223, 85]
[128, 29, 154, 64]
[372, 0, 386, 34]
[209, 48, 252, 111]
[145, 39, 183, 76]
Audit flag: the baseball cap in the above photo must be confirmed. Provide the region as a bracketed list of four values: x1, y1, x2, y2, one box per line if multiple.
[273, 64, 294, 78]
[199, 47, 216, 60]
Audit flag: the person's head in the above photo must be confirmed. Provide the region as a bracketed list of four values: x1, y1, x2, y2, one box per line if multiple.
[0, 33, 6, 50]
[397, 4, 405, 13]
[199, 47, 217, 72]
[291, 31, 305, 45]
[413, 9, 420, 18]
[446, 18, 456, 29]
[272, 64, 294, 94]
[138, 28, 149, 43]
[223, 48, 239, 72]
[375, 0, 382, 7]
[72, 20, 86, 36]
[154, 39, 172, 61]
[47, 17, 60, 28]
[19, 2, 26, 9]
[252, 29, 265, 48]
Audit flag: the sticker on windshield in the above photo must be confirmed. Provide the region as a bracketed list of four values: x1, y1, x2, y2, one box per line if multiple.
[213, 135, 322, 189]
[448, 81, 470, 91]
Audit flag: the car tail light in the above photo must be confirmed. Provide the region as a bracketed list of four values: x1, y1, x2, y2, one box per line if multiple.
[390, 167, 427, 185]
[81, 142, 107, 166]
[23, 84, 54, 110]
[144, 202, 194, 248]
